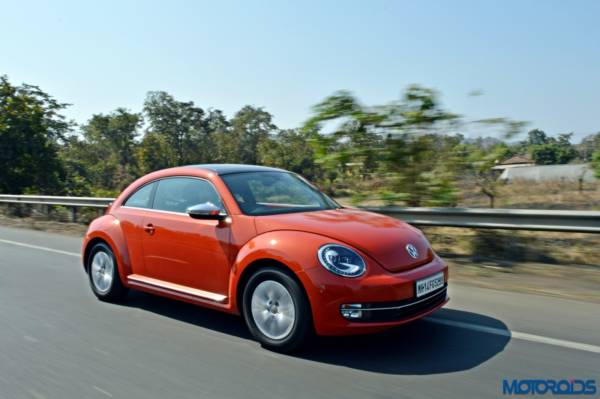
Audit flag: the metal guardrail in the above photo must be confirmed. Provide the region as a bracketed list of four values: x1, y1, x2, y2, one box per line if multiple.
[0, 194, 113, 208]
[1, 195, 599, 233]
[362, 207, 600, 234]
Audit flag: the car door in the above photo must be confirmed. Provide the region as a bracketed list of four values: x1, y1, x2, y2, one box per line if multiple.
[140, 177, 232, 297]
[114, 181, 158, 277]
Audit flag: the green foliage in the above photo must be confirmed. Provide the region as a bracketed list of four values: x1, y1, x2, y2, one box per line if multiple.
[78, 109, 142, 191]
[527, 131, 577, 165]
[143, 91, 211, 166]
[303, 85, 460, 206]
[257, 129, 320, 180]
[0, 76, 71, 194]
[1, 75, 594, 210]
[577, 132, 600, 161]
[460, 142, 511, 208]
[304, 91, 382, 181]
[58, 136, 93, 196]
[137, 131, 176, 173]
[527, 128, 549, 146]
[229, 106, 277, 164]
[592, 150, 600, 178]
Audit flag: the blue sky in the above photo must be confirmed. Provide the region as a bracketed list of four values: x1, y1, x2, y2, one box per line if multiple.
[2, 0, 599, 141]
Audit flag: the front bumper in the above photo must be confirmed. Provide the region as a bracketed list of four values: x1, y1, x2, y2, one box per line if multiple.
[300, 253, 449, 336]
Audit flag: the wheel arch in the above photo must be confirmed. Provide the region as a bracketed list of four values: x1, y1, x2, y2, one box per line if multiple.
[235, 258, 311, 318]
[229, 230, 330, 316]
[83, 237, 108, 272]
[82, 215, 132, 281]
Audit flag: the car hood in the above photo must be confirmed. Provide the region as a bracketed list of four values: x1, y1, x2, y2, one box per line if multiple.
[254, 208, 433, 272]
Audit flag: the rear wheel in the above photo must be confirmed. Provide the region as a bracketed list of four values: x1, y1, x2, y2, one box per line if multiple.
[242, 267, 312, 352]
[87, 242, 128, 302]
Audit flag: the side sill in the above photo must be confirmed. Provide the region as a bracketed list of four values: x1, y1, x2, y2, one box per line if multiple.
[127, 274, 228, 304]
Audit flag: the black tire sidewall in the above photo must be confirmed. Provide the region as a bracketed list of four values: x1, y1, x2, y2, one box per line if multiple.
[242, 268, 312, 352]
[87, 242, 126, 301]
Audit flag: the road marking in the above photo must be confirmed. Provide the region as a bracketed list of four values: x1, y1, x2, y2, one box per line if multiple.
[23, 335, 39, 343]
[427, 317, 600, 354]
[0, 238, 79, 257]
[27, 389, 47, 399]
[2, 236, 599, 355]
[92, 386, 113, 397]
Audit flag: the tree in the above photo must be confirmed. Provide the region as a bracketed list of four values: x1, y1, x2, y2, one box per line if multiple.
[303, 86, 459, 206]
[304, 91, 382, 183]
[230, 106, 277, 164]
[461, 143, 511, 208]
[257, 129, 321, 180]
[204, 109, 233, 163]
[59, 136, 94, 196]
[143, 91, 212, 165]
[379, 86, 460, 206]
[0, 76, 70, 194]
[137, 131, 176, 173]
[530, 132, 577, 165]
[527, 129, 549, 146]
[592, 150, 600, 179]
[577, 132, 600, 161]
[83, 108, 141, 167]
[76, 108, 142, 191]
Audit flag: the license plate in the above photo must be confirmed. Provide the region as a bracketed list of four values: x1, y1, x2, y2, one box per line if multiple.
[415, 272, 444, 298]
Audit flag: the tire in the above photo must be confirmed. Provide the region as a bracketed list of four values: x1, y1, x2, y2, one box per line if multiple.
[242, 267, 312, 353]
[87, 242, 128, 302]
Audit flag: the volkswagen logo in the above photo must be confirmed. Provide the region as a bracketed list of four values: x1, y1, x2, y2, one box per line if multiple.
[405, 244, 419, 259]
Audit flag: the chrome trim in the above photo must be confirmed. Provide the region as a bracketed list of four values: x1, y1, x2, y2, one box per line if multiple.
[127, 274, 228, 303]
[121, 206, 185, 216]
[120, 175, 229, 216]
[351, 287, 447, 312]
[121, 206, 228, 218]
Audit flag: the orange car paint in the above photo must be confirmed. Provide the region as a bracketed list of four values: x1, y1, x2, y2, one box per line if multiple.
[82, 166, 448, 336]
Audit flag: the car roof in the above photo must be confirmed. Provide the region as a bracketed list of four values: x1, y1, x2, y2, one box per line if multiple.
[185, 164, 286, 175]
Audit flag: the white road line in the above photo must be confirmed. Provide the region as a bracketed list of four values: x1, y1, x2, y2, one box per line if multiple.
[427, 317, 600, 354]
[0, 238, 79, 257]
[2, 236, 600, 355]
[92, 385, 113, 397]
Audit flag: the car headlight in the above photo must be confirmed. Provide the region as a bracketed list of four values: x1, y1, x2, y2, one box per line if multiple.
[317, 244, 366, 277]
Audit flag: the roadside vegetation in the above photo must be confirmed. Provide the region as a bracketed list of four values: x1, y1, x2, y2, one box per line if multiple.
[1, 75, 599, 209]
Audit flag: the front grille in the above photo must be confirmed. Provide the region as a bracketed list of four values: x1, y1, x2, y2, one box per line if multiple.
[344, 285, 447, 323]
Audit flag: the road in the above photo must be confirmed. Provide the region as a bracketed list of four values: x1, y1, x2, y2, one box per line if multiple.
[0, 225, 598, 399]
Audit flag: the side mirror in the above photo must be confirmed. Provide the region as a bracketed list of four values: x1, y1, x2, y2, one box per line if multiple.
[186, 202, 226, 220]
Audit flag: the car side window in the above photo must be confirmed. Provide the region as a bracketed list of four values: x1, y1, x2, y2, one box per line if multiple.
[152, 177, 223, 214]
[123, 182, 156, 209]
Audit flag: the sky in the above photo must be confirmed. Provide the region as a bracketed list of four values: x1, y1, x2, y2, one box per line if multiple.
[1, 0, 599, 142]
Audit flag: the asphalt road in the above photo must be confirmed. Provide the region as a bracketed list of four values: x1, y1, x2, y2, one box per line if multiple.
[0, 225, 598, 399]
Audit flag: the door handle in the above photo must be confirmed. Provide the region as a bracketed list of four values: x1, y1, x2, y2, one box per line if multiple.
[143, 223, 155, 235]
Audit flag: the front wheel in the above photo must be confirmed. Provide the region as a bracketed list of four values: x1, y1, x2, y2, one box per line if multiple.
[242, 267, 312, 352]
[87, 242, 128, 302]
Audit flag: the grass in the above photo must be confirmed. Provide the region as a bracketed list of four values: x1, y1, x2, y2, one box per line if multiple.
[422, 227, 600, 267]
[336, 179, 600, 210]
[458, 180, 600, 210]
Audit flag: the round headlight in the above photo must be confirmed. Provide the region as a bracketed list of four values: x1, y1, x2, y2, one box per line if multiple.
[317, 244, 366, 278]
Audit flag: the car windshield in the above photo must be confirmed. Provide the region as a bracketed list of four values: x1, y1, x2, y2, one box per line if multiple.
[221, 171, 339, 216]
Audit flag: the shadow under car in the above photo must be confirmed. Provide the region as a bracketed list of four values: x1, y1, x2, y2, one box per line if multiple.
[119, 291, 510, 375]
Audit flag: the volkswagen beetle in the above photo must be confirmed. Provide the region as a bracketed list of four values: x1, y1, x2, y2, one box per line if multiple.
[82, 164, 448, 352]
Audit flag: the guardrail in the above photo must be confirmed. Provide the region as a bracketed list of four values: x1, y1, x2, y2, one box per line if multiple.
[362, 207, 600, 234]
[1, 195, 599, 233]
[0, 194, 113, 208]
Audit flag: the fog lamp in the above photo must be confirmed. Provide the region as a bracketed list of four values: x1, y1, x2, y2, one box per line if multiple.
[341, 304, 363, 319]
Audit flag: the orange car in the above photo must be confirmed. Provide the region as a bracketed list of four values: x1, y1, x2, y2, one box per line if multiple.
[82, 164, 448, 351]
